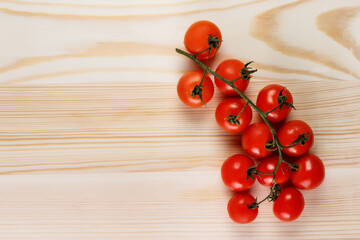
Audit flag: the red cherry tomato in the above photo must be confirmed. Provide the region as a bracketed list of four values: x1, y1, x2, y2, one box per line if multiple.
[215, 98, 253, 133]
[215, 59, 250, 96]
[291, 154, 325, 190]
[242, 122, 273, 159]
[221, 154, 255, 191]
[256, 84, 293, 122]
[273, 187, 304, 222]
[184, 20, 222, 60]
[278, 120, 314, 157]
[177, 70, 214, 107]
[227, 192, 258, 224]
[256, 156, 291, 187]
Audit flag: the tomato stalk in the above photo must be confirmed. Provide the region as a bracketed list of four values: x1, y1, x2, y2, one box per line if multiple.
[193, 36, 222, 58]
[281, 132, 311, 148]
[240, 61, 257, 81]
[224, 102, 248, 126]
[265, 88, 296, 115]
[229, 62, 257, 82]
[176, 48, 301, 208]
[188, 69, 207, 105]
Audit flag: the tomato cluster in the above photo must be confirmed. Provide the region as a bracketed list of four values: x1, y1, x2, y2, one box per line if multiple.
[177, 21, 325, 224]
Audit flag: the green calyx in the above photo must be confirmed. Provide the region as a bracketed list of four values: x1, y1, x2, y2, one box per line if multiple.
[192, 36, 222, 58]
[283, 132, 311, 149]
[188, 85, 205, 105]
[188, 70, 207, 105]
[297, 132, 310, 146]
[265, 87, 296, 116]
[246, 165, 259, 181]
[225, 114, 240, 125]
[224, 102, 248, 126]
[265, 140, 277, 151]
[240, 61, 257, 81]
[276, 88, 296, 112]
[207, 35, 222, 50]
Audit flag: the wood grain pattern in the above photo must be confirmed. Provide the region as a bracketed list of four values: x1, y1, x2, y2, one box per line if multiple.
[0, 0, 360, 239]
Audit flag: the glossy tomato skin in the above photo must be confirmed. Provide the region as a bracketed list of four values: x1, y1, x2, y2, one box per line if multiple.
[256, 84, 293, 122]
[273, 188, 304, 222]
[291, 154, 325, 190]
[184, 20, 222, 60]
[221, 154, 255, 191]
[215, 98, 253, 133]
[256, 156, 291, 187]
[242, 122, 273, 159]
[278, 120, 314, 157]
[227, 192, 258, 224]
[215, 59, 249, 96]
[177, 70, 214, 107]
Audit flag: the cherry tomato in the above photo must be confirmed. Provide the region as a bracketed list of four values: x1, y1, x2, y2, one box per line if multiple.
[242, 122, 273, 159]
[291, 154, 325, 190]
[273, 187, 304, 222]
[221, 154, 255, 191]
[177, 70, 214, 107]
[278, 120, 314, 157]
[215, 98, 253, 133]
[227, 192, 258, 224]
[256, 156, 291, 187]
[184, 20, 222, 60]
[215, 59, 250, 96]
[256, 84, 294, 122]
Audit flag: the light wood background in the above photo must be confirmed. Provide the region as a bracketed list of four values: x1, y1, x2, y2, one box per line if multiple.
[1, 0, 360, 239]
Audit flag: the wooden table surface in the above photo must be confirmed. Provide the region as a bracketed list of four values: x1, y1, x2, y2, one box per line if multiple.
[1, 0, 360, 239]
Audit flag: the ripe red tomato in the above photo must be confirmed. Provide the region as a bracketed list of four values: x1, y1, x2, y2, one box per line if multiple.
[256, 156, 291, 187]
[177, 70, 214, 107]
[256, 84, 294, 122]
[215, 59, 250, 96]
[227, 192, 258, 224]
[221, 154, 255, 191]
[184, 20, 222, 60]
[242, 122, 273, 159]
[273, 187, 304, 222]
[215, 98, 252, 133]
[278, 120, 314, 157]
[291, 154, 325, 190]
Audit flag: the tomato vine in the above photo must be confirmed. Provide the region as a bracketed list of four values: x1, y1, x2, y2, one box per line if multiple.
[175, 47, 302, 208]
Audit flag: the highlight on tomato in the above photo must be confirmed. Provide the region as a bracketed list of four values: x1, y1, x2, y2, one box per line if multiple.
[177, 70, 214, 107]
[215, 98, 253, 133]
[184, 20, 222, 60]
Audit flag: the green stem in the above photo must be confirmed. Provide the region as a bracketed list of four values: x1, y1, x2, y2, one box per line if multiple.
[266, 105, 280, 115]
[199, 69, 206, 86]
[225, 102, 249, 126]
[193, 47, 211, 57]
[256, 191, 273, 205]
[256, 170, 273, 175]
[235, 102, 248, 119]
